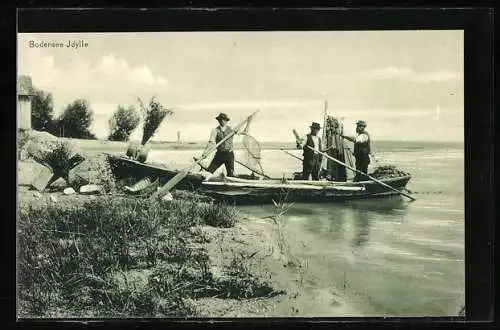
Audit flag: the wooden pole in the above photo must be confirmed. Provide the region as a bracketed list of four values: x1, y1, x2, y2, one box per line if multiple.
[281, 148, 303, 162]
[308, 146, 415, 201]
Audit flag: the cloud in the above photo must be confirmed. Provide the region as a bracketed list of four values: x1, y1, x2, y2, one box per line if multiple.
[343, 66, 462, 83]
[174, 99, 323, 111]
[17, 37, 168, 113]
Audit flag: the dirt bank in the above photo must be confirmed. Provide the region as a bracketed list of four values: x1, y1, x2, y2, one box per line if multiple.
[18, 183, 360, 317]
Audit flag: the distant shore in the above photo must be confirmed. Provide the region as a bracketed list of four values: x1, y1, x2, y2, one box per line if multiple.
[61, 137, 464, 156]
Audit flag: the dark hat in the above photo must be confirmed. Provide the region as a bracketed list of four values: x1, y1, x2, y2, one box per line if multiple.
[310, 122, 321, 130]
[356, 120, 367, 127]
[215, 113, 230, 121]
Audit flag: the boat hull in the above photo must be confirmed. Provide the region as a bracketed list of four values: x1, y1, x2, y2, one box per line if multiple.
[106, 154, 412, 204]
[107, 155, 204, 191]
[199, 175, 412, 204]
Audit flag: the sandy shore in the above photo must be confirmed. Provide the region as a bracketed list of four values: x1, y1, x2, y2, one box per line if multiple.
[18, 182, 359, 317]
[17, 130, 356, 317]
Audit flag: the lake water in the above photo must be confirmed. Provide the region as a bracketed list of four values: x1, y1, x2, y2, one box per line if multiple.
[147, 142, 465, 316]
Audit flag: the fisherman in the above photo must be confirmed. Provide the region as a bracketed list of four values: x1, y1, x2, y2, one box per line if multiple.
[197, 113, 236, 177]
[341, 120, 371, 182]
[296, 122, 323, 180]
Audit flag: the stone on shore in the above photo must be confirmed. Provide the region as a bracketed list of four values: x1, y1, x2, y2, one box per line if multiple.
[80, 184, 104, 195]
[63, 187, 76, 195]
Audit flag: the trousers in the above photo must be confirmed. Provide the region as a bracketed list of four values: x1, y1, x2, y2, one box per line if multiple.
[302, 154, 321, 180]
[207, 150, 234, 177]
[354, 156, 370, 182]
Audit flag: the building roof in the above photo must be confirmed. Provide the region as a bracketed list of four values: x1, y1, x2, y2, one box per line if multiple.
[18, 75, 34, 96]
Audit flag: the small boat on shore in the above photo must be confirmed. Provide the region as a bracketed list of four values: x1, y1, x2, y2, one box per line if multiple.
[106, 154, 205, 191]
[199, 172, 411, 204]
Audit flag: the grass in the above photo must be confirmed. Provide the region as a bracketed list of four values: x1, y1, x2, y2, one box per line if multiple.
[18, 194, 274, 318]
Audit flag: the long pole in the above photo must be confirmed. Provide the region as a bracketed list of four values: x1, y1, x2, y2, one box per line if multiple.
[281, 148, 303, 162]
[195, 156, 271, 179]
[322, 101, 328, 142]
[307, 146, 415, 201]
[152, 110, 259, 199]
[281, 146, 336, 163]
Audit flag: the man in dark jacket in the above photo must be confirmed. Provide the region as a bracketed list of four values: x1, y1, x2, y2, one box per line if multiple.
[200, 113, 236, 177]
[341, 120, 371, 182]
[296, 122, 323, 180]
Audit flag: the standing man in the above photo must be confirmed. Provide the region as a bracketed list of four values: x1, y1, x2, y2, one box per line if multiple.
[198, 113, 236, 177]
[341, 120, 371, 182]
[296, 122, 323, 180]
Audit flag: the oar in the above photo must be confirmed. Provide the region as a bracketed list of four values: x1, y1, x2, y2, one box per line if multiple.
[235, 160, 271, 179]
[151, 110, 260, 199]
[194, 156, 271, 179]
[307, 146, 415, 201]
[280, 146, 336, 163]
[281, 148, 303, 162]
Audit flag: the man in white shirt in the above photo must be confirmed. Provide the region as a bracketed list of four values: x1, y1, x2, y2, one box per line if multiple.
[199, 113, 236, 177]
[341, 120, 371, 182]
[296, 122, 323, 180]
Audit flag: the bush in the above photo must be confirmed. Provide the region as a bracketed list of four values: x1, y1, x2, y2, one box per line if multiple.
[108, 105, 140, 142]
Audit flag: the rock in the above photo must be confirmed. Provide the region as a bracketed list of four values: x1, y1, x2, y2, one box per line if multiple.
[63, 187, 76, 195]
[79, 184, 104, 195]
[18, 160, 45, 186]
[32, 191, 42, 198]
[50, 177, 68, 190]
[49, 195, 58, 203]
[162, 192, 174, 201]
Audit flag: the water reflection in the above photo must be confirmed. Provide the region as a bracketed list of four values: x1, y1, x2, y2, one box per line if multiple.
[286, 196, 410, 251]
[351, 208, 370, 248]
[327, 208, 346, 242]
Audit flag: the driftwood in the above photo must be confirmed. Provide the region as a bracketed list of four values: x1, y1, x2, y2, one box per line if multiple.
[22, 137, 86, 192]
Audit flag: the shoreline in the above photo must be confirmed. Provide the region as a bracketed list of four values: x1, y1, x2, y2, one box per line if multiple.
[17, 186, 359, 317]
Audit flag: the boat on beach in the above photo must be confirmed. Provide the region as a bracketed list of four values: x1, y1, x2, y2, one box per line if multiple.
[106, 109, 414, 204]
[107, 154, 205, 191]
[107, 152, 412, 204]
[199, 171, 411, 204]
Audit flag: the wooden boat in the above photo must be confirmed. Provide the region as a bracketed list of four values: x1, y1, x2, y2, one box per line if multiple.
[124, 177, 159, 196]
[106, 112, 413, 204]
[199, 173, 412, 204]
[106, 154, 205, 191]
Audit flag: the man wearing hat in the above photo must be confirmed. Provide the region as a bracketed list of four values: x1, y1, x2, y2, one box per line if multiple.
[199, 113, 236, 177]
[341, 120, 371, 182]
[296, 122, 323, 180]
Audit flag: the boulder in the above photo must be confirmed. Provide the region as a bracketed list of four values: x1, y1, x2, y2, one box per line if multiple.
[63, 187, 76, 195]
[30, 165, 55, 192]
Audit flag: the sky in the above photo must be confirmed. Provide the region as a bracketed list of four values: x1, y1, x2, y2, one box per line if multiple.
[17, 31, 464, 142]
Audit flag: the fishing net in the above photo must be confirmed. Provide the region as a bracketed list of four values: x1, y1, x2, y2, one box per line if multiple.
[138, 97, 173, 145]
[241, 134, 265, 175]
[370, 165, 410, 179]
[239, 114, 266, 176]
[322, 116, 349, 181]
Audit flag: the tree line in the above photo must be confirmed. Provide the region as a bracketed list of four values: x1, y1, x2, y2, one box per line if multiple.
[29, 87, 172, 141]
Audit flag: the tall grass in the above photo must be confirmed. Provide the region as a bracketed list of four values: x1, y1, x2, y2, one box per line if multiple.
[18, 195, 271, 318]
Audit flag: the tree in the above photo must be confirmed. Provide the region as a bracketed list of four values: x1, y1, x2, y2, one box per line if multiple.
[108, 105, 140, 141]
[57, 99, 94, 139]
[138, 97, 174, 145]
[31, 88, 54, 131]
